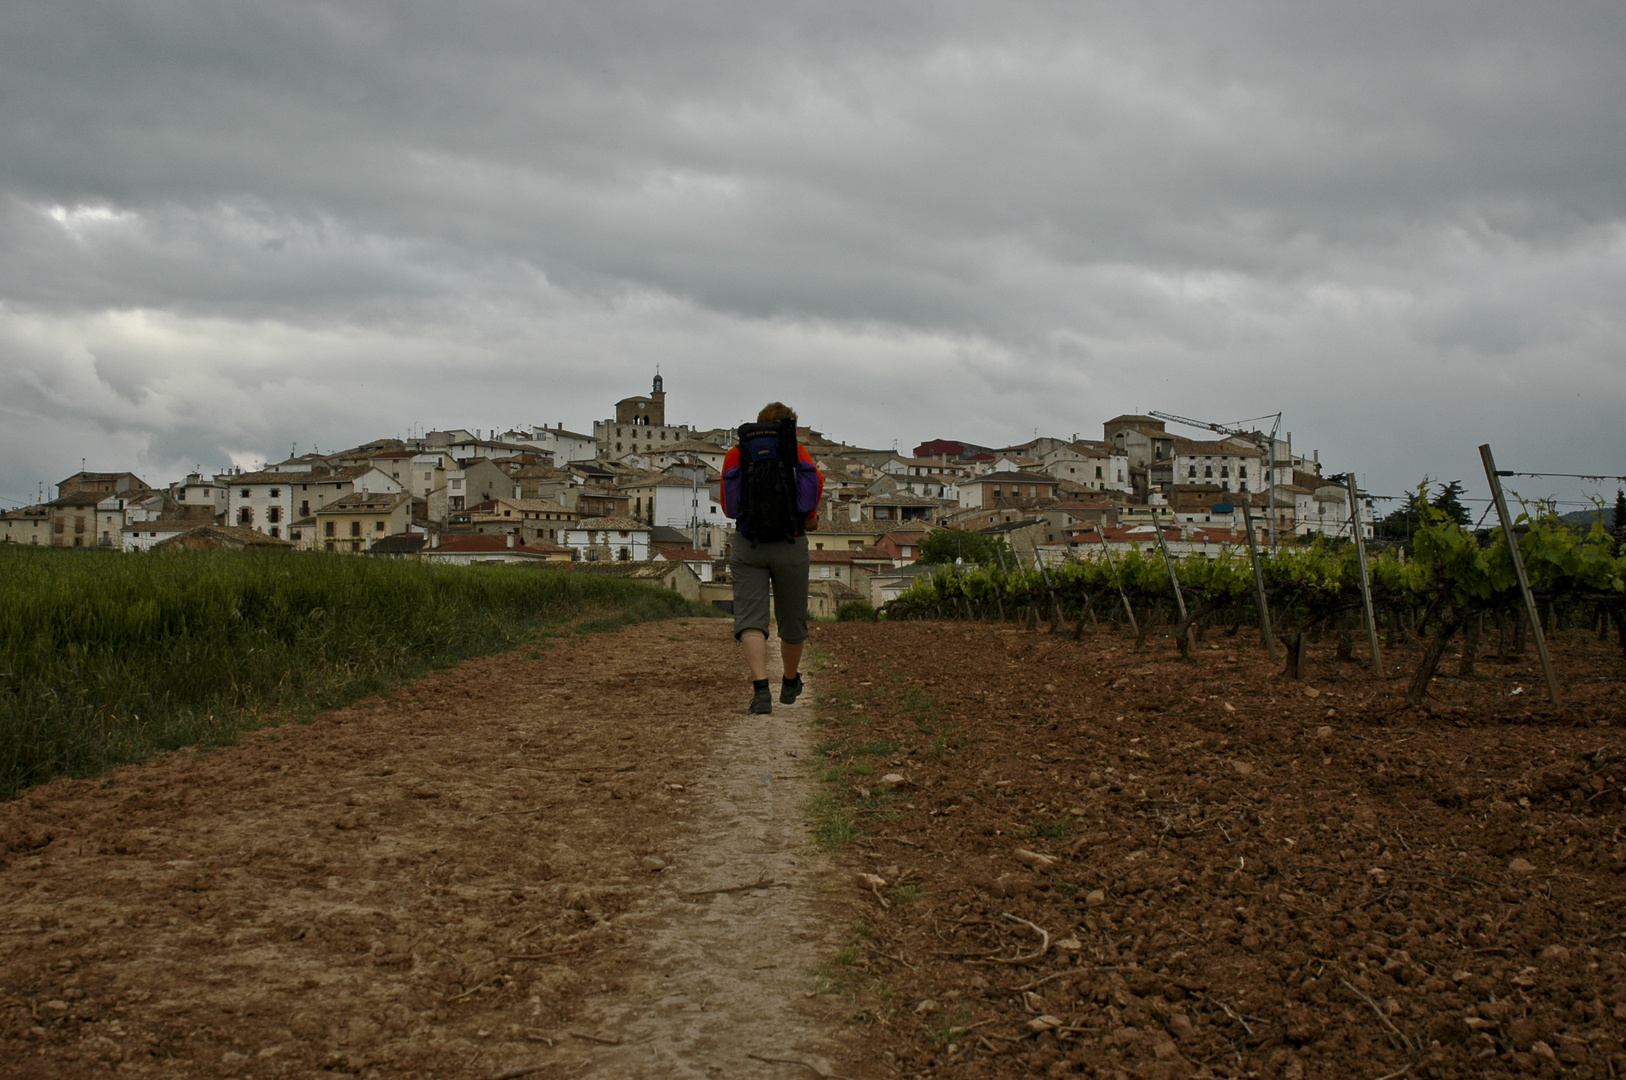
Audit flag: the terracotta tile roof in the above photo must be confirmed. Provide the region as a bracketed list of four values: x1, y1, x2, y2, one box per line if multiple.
[152, 525, 295, 549]
[572, 516, 649, 531]
[652, 547, 711, 562]
[313, 491, 410, 513]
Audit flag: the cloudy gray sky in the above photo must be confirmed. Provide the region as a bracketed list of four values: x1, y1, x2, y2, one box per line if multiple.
[3, 1, 1623, 516]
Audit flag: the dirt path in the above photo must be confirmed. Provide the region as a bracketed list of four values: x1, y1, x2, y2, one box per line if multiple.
[0, 619, 854, 1080]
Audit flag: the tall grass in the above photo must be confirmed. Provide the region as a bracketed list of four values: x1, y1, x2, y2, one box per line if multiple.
[0, 546, 715, 798]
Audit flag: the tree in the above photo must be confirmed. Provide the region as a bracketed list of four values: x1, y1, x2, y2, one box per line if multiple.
[917, 527, 1013, 566]
[1380, 488, 1429, 545]
[1431, 480, 1471, 528]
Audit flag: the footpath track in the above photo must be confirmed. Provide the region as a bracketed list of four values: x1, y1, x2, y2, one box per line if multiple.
[0, 619, 852, 1080]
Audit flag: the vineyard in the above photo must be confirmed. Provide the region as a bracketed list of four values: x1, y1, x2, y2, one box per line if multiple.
[891, 504, 1625, 706]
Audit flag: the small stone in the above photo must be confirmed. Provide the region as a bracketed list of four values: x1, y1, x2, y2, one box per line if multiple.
[1316, 725, 1333, 739]
[1223, 702, 1235, 712]
[1304, 686, 1320, 698]
[1085, 889, 1106, 905]
[1507, 1016, 1541, 1050]
[1167, 1012, 1195, 1041]
[857, 872, 887, 889]
[640, 856, 667, 872]
[1530, 1040, 1556, 1061]
[1014, 848, 1057, 871]
[1231, 759, 1254, 776]
[881, 773, 904, 785]
[1044, 684, 1057, 693]
[1540, 944, 1569, 961]
[42, 1000, 68, 1012]
[1027, 1014, 1063, 1032]
[1508, 857, 1537, 874]
[1055, 936, 1082, 951]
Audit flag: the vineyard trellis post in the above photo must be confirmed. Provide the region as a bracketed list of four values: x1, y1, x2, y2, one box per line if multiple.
[994, 547, 1011, 622]
[1344, 474, 1384, 678]
[1240, 501, 1276, 660]
[1479, 443, 1562, 705]
[1038, 558, 1065, 632]
[1151, 508, 1196, 656]
[1096, 535, 1139, 637]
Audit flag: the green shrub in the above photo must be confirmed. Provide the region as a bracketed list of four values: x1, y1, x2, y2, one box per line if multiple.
[835, 600, 879, 622]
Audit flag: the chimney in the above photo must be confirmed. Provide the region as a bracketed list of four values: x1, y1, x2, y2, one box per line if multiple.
[506, 532, 516, 548]
[430, 531, 439, 549]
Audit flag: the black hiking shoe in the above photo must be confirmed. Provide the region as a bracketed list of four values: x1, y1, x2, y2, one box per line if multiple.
[750, 680, 773, 714]
[780, 674, 803, 705]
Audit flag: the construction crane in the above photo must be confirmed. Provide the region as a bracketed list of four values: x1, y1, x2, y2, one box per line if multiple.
[1147, 410, 1284, 546]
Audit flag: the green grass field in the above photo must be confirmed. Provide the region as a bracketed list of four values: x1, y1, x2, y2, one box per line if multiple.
[0, 546, 716, 798]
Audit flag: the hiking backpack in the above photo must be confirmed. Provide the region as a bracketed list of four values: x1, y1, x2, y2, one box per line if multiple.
[735, 418, 804, 544]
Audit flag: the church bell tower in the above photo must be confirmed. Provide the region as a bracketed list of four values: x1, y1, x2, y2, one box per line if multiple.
[650, 369, 666, 424]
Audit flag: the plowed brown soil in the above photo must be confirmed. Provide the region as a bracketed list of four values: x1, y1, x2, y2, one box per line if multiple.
[0, 619, 853, 1079]
[812, 620, 1626, 1080]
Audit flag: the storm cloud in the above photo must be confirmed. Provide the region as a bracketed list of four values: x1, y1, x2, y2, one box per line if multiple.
[2, 1, 1623, 511]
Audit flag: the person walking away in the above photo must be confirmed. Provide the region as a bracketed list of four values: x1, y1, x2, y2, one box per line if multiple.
[721, 402, 824, 714]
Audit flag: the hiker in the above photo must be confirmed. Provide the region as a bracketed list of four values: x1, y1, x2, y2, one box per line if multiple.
[720, 402, 824, 714]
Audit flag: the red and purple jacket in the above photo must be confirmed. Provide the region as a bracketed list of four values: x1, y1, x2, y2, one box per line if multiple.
[720, 443, 824, 534]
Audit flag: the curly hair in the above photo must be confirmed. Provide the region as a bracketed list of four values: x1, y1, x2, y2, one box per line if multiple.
[757, 402, 797, 423]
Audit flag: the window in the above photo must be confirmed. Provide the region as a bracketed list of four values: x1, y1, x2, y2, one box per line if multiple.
[1095, 466, 1103, 479]
[325, 521, 336, 538]
[618, 546, 630, 561]
[270, 488, 280, 498]
[350, 522, 362, 537]
[238, 508, 253, 525]
[267, 507, 281, 523]
[1204, 466, 1213, 478]
[1188, 466, 1197, 478]
[300, 501, 310, 516]
[269, 526, 280, 538]
[376, 521, 386, 532]
[241, 489, 250, 498]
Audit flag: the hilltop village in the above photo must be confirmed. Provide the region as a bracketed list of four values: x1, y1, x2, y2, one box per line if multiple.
[1, 376, 1373, 610]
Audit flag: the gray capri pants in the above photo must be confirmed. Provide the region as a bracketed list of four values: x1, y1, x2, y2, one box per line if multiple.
[730, 534, 811, 643]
